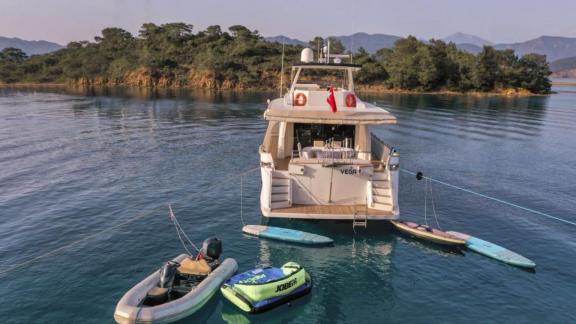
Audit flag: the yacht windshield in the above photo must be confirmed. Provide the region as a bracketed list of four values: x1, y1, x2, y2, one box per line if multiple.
[294, 69, 351, 91]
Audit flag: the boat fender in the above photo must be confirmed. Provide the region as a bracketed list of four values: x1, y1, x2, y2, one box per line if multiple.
[416, 171, 423, 180]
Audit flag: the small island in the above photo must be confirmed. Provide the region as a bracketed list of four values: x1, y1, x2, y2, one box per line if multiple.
[0, 23, 552, 95]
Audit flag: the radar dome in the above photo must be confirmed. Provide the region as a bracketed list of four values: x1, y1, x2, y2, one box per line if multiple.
[300, 48, 314, 63]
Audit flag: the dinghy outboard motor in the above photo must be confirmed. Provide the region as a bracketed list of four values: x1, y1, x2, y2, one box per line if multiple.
[159, 260, 180, 289]
[200, 237, 222, 262]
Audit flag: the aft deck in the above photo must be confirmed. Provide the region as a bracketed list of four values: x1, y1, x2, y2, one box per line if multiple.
[269, 204, 396, 220]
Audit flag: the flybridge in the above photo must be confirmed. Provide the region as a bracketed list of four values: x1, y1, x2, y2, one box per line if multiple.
[267, 46, 397, 125]
[284, 46, 360, 110]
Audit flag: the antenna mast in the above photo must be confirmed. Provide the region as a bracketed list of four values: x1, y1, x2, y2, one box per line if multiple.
[327, 39, 330, 64]
[279, 42, 285, 97]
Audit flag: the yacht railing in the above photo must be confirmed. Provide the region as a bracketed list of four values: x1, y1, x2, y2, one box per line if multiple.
[259, 145, 275, 169]
[371, 133, 393, 169]
[370, 132, 399, 214]
[291, 149, 372, 163]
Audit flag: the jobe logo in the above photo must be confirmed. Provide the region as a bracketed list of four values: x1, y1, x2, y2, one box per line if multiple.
[275, 278, 297, 292]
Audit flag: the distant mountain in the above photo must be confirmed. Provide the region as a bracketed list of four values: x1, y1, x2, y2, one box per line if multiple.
[443, 32, 492, 47]
[264, 35, 306, 46]
[550, 56, 576, 77]
[332, 32, 401, 53]
[0, 36, 63, 56]
[550, 56, 576, 72]
[265, 34, 576, 61]
[495, 36, 576, 62]
[455, 43, 483, 54]
[552, 69, 576, 78]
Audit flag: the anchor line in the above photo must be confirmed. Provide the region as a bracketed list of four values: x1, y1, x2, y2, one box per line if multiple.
[401, 169, 576, 227]
[0, 166, 261, 277]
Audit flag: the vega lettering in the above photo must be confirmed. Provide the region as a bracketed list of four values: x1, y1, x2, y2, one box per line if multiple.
[340, 168, 359, 175]
[275, 278, 297, 292]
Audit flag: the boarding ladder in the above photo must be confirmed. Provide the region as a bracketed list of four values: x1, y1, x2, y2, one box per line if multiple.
[352, 203, 368, 230]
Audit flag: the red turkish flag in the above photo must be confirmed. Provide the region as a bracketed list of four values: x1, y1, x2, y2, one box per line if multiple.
[326, 87, 337, 113]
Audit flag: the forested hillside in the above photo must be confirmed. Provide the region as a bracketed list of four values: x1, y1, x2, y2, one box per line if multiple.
[0, 23, 552, 94]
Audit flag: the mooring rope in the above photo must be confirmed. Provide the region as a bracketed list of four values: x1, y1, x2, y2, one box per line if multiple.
[240, 175, 246, 226]
[423, 178, 442, 229]
[401, 169, 576, 227]
[428, 178, 442, 229]
[423, 176, 429, 226]
[0, 166, 261, 277]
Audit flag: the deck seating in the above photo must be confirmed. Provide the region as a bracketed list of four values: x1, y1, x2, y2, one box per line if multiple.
[313, 140, 325, 147]
[178, 258, 212, 276]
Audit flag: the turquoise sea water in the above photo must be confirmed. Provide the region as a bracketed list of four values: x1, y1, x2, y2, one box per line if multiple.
[0, 86, 575, 323]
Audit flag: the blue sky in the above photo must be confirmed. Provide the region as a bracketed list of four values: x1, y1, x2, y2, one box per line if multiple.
[1, 0, 575, 45]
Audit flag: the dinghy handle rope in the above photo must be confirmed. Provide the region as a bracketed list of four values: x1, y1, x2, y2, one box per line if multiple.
[168, 204, 200, 255]
[403, 169, 576, 227]
[0, 166, 261, 277]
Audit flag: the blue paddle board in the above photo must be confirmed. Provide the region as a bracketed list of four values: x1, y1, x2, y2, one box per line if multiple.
[242, 225, 333, 245]
[447, 231, 536, 269]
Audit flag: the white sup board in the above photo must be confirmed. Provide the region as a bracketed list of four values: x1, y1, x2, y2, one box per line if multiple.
[446, 231, 536, 269]
[242, 225, 333, 245]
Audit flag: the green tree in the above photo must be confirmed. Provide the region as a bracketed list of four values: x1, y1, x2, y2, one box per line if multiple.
[0, 47, 27, 63]
[383, 36, 422, 89]
[516, 54, 551, 94]
[445, 43, 475, 91]
[474, 46, 499, 91]
[0, 48, 28, 83]
[494, 49, 519, 89]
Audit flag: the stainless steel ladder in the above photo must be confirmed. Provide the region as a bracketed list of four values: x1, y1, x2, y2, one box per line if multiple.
[352, 206, 368, 230]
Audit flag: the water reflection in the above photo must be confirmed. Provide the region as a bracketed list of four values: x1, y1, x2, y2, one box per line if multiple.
[248, 221, 398, 322]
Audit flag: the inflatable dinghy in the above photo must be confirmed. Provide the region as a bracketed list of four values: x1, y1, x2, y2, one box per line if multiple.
[446, 231, 536, 269]
[221, 262, 312, 313]
[114, 238, 237, 323]
[242, 225, 333, 245]
[391, 220, 466, 246]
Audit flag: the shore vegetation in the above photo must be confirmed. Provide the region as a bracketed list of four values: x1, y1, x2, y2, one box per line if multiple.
[0, 24, 552, 94]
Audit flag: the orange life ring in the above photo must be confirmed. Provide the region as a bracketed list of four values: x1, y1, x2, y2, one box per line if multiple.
[345, 93, 356, 108]
[294, 93, 307, 106]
